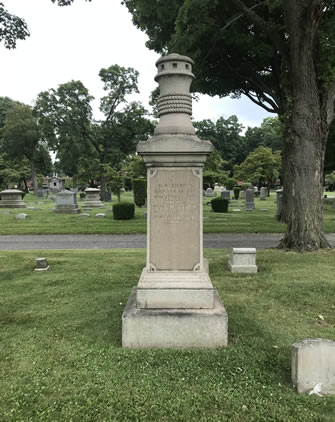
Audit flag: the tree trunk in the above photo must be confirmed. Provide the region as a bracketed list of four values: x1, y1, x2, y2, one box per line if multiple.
[279, 0, 330, 251]
[72, 173, 77, 188]
[99, 164, 106, 201]
[30, 160, 38, 195]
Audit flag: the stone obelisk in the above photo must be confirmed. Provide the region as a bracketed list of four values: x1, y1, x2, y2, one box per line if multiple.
[122, 53, 228, 348]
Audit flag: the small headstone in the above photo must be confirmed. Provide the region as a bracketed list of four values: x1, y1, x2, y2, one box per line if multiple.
[228, 248, 257, 273]
[240, 190, 246, 199]
[244, 186, 255, 210]
[95, 213, 106, 218]
[205, 187, 214, 197]
[260, 187, 267, 200]
[16, 213, 28, 220]
[37, 190, 44, 198]
[103, 191, 112, 202]
[260, 209, 268, 212]
[34, 257, 50, 272]
[80, 213, 90, 217]
[275, 189, 283, 221]
[292, 338, 335, 395]
[221, 190, 230, 201]
[232, 209, 241, 212]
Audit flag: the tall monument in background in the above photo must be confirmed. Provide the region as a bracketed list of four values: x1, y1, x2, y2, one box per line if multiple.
[122, 54, 228, 348]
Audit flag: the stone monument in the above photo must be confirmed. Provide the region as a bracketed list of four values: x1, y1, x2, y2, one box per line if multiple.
[122, 53, 228, 349]
[244, 184, 255, 210]
[260, 186, 267, 200]
[0, 189, 26, 208]
[53, 190, 80, 214]
[82, 188, 104, 208]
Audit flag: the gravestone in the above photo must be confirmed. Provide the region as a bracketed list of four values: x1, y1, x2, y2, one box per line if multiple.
[95, 213, 105, 218]
[292, 338, 335, 395]
[53, 190, 80, 214]
[34, 258, 50, 271]
[240, 190, 246, 199]
[0, 189, 26, 208]
[104, 191, 112, 202]
[260, 187, 267, 200]
[16, 213, 28, 220]
[80, 213, 90, 218]
[244, 185, 255, 210]
[122, 53, 228, 349]
[275, 189, 283, 221]
[82, 188, 104, 208]
[228, 248, 257, 273]
[37, 190, 44, 198]
[205, 187, 214, 197]
[221, 190, 230, 201]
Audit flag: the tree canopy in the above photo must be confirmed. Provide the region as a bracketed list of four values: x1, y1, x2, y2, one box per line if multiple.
[123, 0, 335, 251]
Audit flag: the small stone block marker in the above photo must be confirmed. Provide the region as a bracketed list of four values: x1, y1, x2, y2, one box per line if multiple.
[16, 213, 28, 220]
[228, 248, 257, 273]
[80, 213, 90, 217]
[95, 213, 105, 218]
[292, 338, 335, 395]
[34, 258, 50, 271]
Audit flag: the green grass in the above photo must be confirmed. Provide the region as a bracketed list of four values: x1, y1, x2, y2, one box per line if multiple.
[1, 191, 334, 235]
[1, 249, 335, 421]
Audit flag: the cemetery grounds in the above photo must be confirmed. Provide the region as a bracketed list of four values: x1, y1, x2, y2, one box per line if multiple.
[0, 191, 334, 421]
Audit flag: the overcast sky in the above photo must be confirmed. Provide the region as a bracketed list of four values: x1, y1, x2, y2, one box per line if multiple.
[1, 0, 273, 129]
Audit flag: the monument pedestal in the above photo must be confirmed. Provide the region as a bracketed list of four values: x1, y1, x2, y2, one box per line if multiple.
[121, 53, 228, 348]
[122, 287, 228, 349]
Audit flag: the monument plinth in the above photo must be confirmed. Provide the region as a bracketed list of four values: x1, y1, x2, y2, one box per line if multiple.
[0, 189, 26, 208]
[122, 54, 228, 348]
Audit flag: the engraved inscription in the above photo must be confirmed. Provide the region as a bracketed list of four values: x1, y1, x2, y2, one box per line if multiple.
[149, 168, 201, 270]
[152, 183, 197, 223]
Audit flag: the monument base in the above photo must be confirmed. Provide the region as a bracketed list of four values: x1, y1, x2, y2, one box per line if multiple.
[53, 206, 81, 214]
[122, 287, 228, 349]
[0, 202, 26, 208]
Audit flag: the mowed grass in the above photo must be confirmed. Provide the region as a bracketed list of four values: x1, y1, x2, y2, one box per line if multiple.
[0, 249, 334, 421]
[1, 191, 335, 235]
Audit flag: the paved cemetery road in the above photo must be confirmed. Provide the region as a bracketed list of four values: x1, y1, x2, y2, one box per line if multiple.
[1, 233, 335, 250]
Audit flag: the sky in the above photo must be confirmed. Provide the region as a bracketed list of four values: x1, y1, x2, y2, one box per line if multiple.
[0, 0, 273, 130]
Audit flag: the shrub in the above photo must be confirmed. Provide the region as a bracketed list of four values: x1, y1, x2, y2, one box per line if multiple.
[225, 177, 237, 190]
[113, 202, 135, 220]
[233, 186, 240, 200]
[211, 197, 229, 213]
[133, 178, 147, 207]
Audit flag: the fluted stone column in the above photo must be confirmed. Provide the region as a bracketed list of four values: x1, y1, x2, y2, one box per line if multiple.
[122, 54, 228, 349]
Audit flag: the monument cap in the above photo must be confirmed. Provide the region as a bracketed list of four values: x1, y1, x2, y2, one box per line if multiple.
[155, 53, 195, 82]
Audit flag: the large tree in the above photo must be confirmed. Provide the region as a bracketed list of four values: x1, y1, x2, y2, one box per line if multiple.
[1, 103, 51, 194]
[194, 115, 245, 171]
[35, 66, 154, 199]
[123, 0, 335, 251]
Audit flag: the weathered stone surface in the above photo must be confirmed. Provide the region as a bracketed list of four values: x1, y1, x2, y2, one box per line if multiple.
[260, 186, 267, 200]
[292, 338, 335, 395]
[122, 53, 228, 349]
[95, 213, 105, 218]
[205, 187, 214, 197]
[122, 287, 228, 348]
[80, 213, 90, 217]
[221, 190, 230, 201]
[53, 190, 80, 214]
[16, 213, 28, 220]
[0, 189, 26, 208]
[244, 187, 255, 210]
[34, 257, 50, 271]
[228, 247, 257, 273]
[82, 188, 104, 208]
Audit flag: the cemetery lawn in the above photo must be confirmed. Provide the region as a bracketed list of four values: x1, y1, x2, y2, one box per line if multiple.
[1, 248, 334, 421]
[0, 192, 334, 235]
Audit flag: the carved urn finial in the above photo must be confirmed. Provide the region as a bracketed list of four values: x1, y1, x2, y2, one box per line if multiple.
[154, 53, 195, 136]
